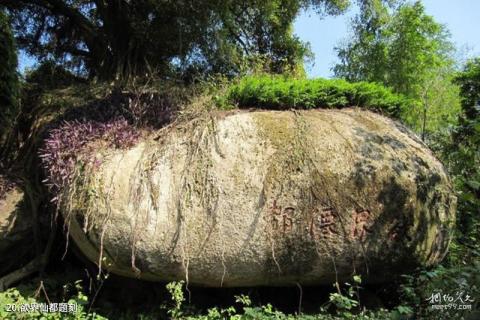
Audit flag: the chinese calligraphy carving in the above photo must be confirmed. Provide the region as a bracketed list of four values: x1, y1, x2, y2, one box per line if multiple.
[269, 200, 295, 233]
[267, 200, 373, 242]
[351, 208, 372, 241]
[309, 207, 338, 240]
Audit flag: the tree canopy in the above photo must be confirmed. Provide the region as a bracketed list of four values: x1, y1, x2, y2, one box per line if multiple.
[0, 0, 350, 80]
[333, 0, 460, 134]
[334, 1, 453, 95]
[455, 58, 480, 120]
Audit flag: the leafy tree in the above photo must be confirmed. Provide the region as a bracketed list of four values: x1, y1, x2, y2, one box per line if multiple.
[385, 1, 453, 98]
[428, 58, 480, 282]
[455, 57, 480, 120]
[0, 9, 18, 148]
[1, 0, 349, 80]
[333, 0, 399, 83]
[334, 1, 460, 134]
[451, 58, 480, 241]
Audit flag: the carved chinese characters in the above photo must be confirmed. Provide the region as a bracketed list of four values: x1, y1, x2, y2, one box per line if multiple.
[269, 200, 295, 233]
[350, 209, 373, 241]
[309, 207, 338, 240]
[267, 201, 374, 243]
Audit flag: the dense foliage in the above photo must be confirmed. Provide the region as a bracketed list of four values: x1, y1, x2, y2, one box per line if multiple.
[445, 59, 480, 249]
[334, 0, 460, 134]
[24, 60, 86, 92]
[455, 58, 480, 120]
[0, 10, 18, 146]
[1, 0, 349, 80]
[398, 57, 480, 320]
[0, 278, 407, 319]
[0, 285, 106, 319]
[225, 75, 409, 116]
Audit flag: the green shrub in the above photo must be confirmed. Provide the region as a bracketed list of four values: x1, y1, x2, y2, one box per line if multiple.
[398, 261, 480, 320]
[0, 10, 19, 143]
[161, 280, 395, 320]
[223, 75, 411, 117]
[0, 281, 106, 320]
[24, 60, 86, 91]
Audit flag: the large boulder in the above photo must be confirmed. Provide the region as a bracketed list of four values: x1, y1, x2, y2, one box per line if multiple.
[63, 109, 456, 286]
[0, 182, 32, 276]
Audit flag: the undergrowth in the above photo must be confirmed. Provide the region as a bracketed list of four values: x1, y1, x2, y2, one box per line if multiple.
[1, 277, 409, 320]
[0, 281, 106, 320]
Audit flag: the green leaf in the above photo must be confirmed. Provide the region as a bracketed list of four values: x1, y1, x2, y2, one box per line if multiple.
[466, 180, 480, 190]
[353, 275, 362, 284]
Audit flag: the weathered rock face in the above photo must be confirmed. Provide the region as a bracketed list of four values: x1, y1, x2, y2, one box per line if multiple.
[64, 109, 456, 286]
[0, 186, 33, 276]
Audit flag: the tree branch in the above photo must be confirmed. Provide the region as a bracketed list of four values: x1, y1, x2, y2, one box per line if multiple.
[1, 0, 98, 46]
[38, 0, 97, 41]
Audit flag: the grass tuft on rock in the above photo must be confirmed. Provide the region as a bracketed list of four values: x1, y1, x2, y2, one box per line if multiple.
[223, 75, 410, 117]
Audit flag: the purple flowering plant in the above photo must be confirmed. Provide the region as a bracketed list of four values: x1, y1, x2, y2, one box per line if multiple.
[38, 118, 139, 201]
